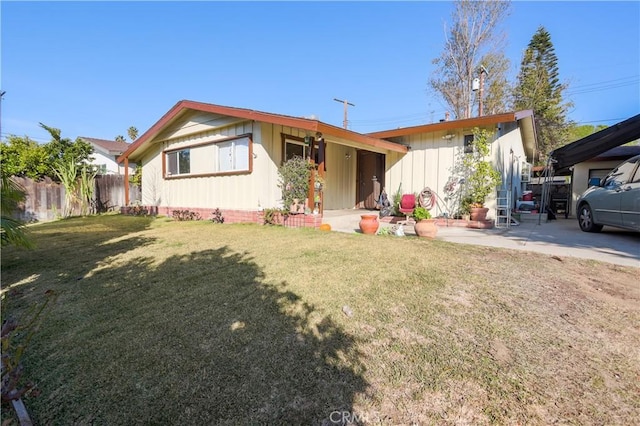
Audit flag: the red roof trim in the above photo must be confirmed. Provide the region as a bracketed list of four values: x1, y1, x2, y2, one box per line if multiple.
[368, 110, 534, 139]
[118, 100, 407, 162]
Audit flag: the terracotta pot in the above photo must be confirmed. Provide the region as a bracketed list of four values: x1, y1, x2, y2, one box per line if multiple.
[414, 219, 438, 238]
[469, 207, 489, 221]
[359, 214, 379, 234]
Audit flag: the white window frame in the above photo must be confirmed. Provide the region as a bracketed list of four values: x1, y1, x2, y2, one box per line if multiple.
[218, 137, 250, 173]
[166, 148, 191, 176]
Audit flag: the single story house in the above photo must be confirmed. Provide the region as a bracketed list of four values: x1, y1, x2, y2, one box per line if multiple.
[117, 100, 537, 225]
[81, 137, 136, 175]
[368, 110, 537, 216]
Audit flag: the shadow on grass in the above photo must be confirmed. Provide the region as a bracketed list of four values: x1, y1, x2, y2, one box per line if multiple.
[1, 215, 156, 298]
[18, 246, 368, 424]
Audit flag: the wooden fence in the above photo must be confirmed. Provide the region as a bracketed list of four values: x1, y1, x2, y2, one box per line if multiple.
[11, 175, 141, 222]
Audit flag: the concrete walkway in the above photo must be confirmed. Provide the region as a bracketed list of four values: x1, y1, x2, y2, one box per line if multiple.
[321, 209, 640, 268]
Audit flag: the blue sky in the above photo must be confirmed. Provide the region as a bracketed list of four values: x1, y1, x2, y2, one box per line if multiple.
[1, 1, 639, 144]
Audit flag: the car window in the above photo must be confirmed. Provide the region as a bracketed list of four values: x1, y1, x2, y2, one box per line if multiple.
[631, 164, 640, 183]
[602, 158, 638, 187]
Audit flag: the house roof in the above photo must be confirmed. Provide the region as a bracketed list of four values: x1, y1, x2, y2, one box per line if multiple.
[550, 114, 640, 173]
[81, 137, 131, 155]
[118, 100, 408, 163]
[368, 110, 538, 161]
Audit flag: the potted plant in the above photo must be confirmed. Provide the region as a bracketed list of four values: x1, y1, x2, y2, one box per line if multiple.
[412, 206, 437, 238]
[462, 128, 501, 221]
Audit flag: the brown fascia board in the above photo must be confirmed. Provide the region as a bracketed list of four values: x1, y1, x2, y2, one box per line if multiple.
[368, 111, 534, 139]
[118, 100, 406, 163]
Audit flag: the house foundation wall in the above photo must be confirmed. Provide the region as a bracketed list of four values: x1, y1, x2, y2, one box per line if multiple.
[121, 206, 322, 229]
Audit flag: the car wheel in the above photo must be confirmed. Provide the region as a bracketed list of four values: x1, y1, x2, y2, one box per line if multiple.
[578, 203, 603, 233]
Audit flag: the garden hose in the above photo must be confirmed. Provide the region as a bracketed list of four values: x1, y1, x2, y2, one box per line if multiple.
[419, 187, 437, 210]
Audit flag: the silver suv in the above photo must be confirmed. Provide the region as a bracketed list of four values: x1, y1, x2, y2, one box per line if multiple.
[576, 154, 640, 232]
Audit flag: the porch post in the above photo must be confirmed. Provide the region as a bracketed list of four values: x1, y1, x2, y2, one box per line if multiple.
[124, 157, 130, 206]
[318, 137, 326, 214]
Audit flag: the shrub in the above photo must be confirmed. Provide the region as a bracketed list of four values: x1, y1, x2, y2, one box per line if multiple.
[210, 208, 224, 224]
[278, 156, 311, 208]
[172, 210, 201, 221]
[263, 208, 288, 226]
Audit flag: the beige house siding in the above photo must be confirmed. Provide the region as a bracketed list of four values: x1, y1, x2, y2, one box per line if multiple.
[384, 124, 529, 217]
[571, 160, 619, 211]
[140, 118, 264, 210]
[323, 144, 357, 209]
[138, 115, 381, 212]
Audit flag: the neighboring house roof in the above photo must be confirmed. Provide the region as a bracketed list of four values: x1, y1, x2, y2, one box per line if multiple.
[368, 110, 537, 162]
[118, 100, 408, 163]
[550, 114, 640, 173]
[81, 137, 131, 156]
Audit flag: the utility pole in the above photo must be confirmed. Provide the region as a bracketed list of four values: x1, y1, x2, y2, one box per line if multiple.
[333, 98, 355, 129]
[478, 65, 488, 117]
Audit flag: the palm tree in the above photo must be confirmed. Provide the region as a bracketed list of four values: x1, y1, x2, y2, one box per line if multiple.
[127, 126, 139, 142]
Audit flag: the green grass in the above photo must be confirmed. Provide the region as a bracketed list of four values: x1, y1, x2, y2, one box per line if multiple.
[2, 215, 639, 424]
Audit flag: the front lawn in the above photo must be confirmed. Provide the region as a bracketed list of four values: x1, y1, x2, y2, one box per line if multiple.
[2, 215, 638, 424]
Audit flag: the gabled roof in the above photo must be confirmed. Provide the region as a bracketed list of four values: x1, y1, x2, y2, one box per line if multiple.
[550, 114, 640, 172]
[368, 110, 538, 162]
[118, 100, 407, 162]
[81, 137, 131, 155]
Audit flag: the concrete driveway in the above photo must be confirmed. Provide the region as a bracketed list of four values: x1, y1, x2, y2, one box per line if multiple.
[321, 210, 640, 268]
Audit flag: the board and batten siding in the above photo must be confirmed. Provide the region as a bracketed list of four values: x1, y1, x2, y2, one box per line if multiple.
[323, 143, 357, 210]
[259, 123, 359, 210]
[140, 120, 272, 210]
[385, 131, 459, 217]
[384, 125, 526, 217]
[141, 118, 363, 211]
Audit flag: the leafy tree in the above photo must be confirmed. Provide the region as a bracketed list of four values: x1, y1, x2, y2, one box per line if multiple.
[0, 125, 93, 181]
[461, 128, 501, 207]
[429, 0, 512, 119]
[567, 124, 608, 142]
[0, 136, 50, 180]
[513, 26, 573, 163]
[40, 123, 94, 179]
[130, 164, 142, 187]
[115, 135, 126, 142]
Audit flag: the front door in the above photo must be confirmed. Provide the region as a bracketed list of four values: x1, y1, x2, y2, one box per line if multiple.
[357, 151, 385, 209]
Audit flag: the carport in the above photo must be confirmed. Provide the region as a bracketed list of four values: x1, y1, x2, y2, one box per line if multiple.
[537, 114, 640, 220]
[550, 114, 640, 174]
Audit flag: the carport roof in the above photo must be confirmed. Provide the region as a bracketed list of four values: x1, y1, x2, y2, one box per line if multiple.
[550, 114, 640, 173]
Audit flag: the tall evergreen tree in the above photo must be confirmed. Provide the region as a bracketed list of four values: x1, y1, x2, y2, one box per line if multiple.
[513, 26, 572, 163]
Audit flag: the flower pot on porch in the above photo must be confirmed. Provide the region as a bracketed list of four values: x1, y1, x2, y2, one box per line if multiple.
[469, 207, 489, 222]
[414, 219, 438, 238]
[359, 214, 379, 234]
